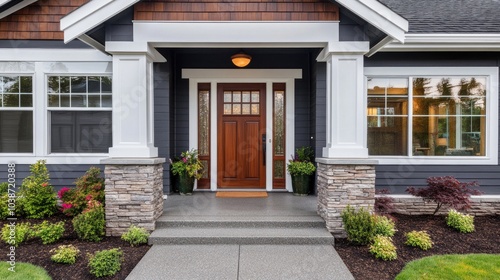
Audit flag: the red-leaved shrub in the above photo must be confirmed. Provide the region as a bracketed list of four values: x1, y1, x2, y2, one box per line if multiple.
[375, 189, 395, 216]
[406, 176, 481, 215]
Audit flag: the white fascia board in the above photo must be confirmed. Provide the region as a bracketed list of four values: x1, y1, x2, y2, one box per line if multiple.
[133, 21, 339, 48]
[105, 41, 166, 62]
[335, 0, 408, 42]
[0, 0, 37, 20]
[382, 33, 500, 52]
[61, 0, 139, 43]
[0, 0, 12, 7]
[0, 48, 111, 61]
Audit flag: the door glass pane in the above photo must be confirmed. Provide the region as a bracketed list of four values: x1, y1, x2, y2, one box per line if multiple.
[198, 90, 210, 156]
[232, 92, 241, 102]
[251, 104, 259, 115]
[224, 92, 232, 102]
[274, 91, 285, 155]
[251, 92, 259, 102]
[242, 104, 250, 114]
[242, 92, 250, 102]
[232, 104, 241, 114]
[200, 160, 209, 179]
[274, 160, 285, 179]
[224, 104, 232, 115]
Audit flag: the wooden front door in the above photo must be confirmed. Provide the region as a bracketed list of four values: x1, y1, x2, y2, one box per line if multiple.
[217, 83, 266, 188]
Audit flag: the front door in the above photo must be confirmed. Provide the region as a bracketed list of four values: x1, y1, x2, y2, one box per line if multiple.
[217, 83, 266, 188]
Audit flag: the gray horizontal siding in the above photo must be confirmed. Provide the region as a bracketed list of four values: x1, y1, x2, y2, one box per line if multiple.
[0, 164, 103, 192]
[367, 52, 500, 194]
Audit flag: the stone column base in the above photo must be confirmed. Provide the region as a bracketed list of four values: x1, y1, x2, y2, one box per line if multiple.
[316, 158, 377, 237]
[101, 158, 166, 236]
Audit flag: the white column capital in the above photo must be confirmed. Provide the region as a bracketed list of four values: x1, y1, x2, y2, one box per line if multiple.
[322, 51, 369, 159]
[106, 41, 166, 63]
[317, 41, 370, 61]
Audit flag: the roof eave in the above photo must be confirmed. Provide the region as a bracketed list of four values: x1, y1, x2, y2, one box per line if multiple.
[381, 33, 500, 52]
[0, 0, 37, 20]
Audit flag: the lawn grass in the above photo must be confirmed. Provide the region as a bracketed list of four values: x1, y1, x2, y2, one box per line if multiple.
[395, 254, 500, 280]
[0, 262, 51, 280]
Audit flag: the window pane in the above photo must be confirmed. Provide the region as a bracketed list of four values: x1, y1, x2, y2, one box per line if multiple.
[61, 95, 70, 107]
[274, 91, 285, 156]
[102, 95, 112, 107]
[413, 97, 486, 116]
[3, 94, 19, 107]
[368, 116, 408, 155]
[413, 77, 486, 97]
[198, 90, 210, 156]
[367, 78, 408, 95]
[3, 76, 19, 93]
[101, 77, 112, 93]
[71, 95, 86, 107]
[0, 111, 33, 153]
[20, 95, 32, 107]
[60, 77, 70, 93]
[48, 95, 59, 107]
[88, 95, 101, 107]
[48, 76, 59, 93]
[20, 76, 32, 93]
[71, 76, 86, 93]
[51, 111, 112, 153]
[88, 76, 100, 93]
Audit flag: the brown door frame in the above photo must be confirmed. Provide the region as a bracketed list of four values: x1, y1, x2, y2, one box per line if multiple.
[216, 83, 266, 188]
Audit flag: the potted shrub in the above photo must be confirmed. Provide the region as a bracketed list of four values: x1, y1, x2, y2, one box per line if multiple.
[170, 149, 203, 195]
[287, 146, 316, 196]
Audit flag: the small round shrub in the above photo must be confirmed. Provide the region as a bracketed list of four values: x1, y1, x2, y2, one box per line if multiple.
[72, 201, 105, 242]
[369, 235, 397, 261]
[121, 225, 150, 246]
[341, 205, 376, 245]
[405, 230, 433, 250]
[33, 221, 65, 244]
[0, 183, 13, 219]
[1, 222, 31, 247]
[88, 248, 123, 277]
[446, 209, 475, 233]
[50, 245, 80, 264]
[373, 215, 396, 237]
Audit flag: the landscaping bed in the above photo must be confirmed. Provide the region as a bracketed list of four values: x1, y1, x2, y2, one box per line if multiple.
[0, 213, 150, 280]
[335, 213, 500, 280]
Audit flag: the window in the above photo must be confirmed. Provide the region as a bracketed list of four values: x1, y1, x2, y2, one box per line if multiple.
[0, 75, 33, 153]
[365, 67, 498, 164]
[48, 75, 112, 153]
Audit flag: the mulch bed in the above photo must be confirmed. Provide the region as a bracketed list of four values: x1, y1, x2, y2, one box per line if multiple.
[0, 213, 150, 280]
[335, 213, 500, 280]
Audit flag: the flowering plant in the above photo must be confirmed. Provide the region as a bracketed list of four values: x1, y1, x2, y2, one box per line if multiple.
[170, 149, 204, 180]
[58, 167, 105, 216]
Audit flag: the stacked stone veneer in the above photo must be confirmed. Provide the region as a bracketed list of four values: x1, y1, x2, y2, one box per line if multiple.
[387, 195, 500, 216]
[102, 159, 165, 236]
[316, 159, 377, 237]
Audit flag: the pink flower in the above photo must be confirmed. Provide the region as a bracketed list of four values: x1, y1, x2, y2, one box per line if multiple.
[62, 203, 72, 210]
[85, 194, 93, 201]
[182, 158, 187, 163]
[41, 182, 48, 187]
[58, 187, 70, 199]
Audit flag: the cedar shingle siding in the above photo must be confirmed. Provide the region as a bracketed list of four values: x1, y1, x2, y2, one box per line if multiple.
[0, 0, 89, 40]
[134, 0, 339, 21]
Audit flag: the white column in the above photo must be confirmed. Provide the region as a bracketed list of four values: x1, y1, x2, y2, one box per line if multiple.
[106, 42, 166, 158]
[320, 42, 370, 158]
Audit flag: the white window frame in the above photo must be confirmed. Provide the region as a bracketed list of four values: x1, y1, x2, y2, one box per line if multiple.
[0, 50, 112, 164]
[365, 67, 499, 165]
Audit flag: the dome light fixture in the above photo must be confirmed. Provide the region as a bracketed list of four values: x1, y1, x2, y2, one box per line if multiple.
[231, 52, 252, 68]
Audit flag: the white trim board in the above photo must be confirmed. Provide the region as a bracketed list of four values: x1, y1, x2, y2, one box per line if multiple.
[381, 34, 500, 52]
[134, 21, 339, 48]
[0, 0, 37, 20]
[0, 49, 111, 62]
[364, 67, 499, 165]
[183, 69, 301, 192]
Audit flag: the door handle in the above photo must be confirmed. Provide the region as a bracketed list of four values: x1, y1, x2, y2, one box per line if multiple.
[262, 134, 266, 166]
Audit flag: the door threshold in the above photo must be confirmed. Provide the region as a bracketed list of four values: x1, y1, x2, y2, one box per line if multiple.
[215, 189, 267, 192]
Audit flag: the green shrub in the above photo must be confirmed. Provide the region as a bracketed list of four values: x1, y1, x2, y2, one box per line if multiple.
[88, 248, 123, 277]
[121, 225, 149, 246]
[59, 167, 105, 216]
[32, 221, 65, 244]
[341, 205, 376, 245]
[405, 230, 433, 250]
[446, 209, 475, 233]
[373, 215, 396, 237]
[50, 245, 80, 264]
[72, 201, 105, 242]
[1, 222, 31, 247]
[18, 160, 57, 218]
[0, 183, 12, 219]
[369, 235, 397, 261]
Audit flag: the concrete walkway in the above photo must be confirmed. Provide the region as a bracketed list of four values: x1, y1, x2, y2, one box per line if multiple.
[126, 193, 354, 280]
[126, 244, 354, 280]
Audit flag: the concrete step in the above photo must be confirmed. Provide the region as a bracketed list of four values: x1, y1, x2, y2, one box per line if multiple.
[156, 215, 327, 229]
[149, 226, 335, 245]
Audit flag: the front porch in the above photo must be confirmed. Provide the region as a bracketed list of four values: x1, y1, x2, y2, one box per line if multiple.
[150, 193, 335, 245]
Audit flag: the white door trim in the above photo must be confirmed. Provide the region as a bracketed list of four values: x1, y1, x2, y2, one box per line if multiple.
[183, 69, 302, 192]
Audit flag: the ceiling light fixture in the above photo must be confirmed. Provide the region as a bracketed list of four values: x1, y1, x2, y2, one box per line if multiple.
[231, 52, 252, 68]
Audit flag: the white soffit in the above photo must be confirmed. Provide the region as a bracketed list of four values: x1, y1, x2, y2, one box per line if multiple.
[335, 0, 408, 43]
[0, 0, 37, 20]
[381, 34, 500, 52]
[61, 0, 140, 43]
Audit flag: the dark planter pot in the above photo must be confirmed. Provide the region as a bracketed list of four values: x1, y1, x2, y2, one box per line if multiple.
[177, 172, 195, 195]
[291, 174, 312, 196]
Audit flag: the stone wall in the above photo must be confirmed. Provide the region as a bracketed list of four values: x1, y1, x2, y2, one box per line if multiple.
[316, 159, 377, 237]
[387, 195, 500, 216]
[102, 158, 165, 236]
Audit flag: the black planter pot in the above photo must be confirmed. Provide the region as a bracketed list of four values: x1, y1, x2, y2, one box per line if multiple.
[177, 172, 195, 195]
[291, 174, 312, 196]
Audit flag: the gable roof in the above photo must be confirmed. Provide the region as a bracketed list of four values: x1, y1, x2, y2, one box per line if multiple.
[378, 0, 500, 33]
